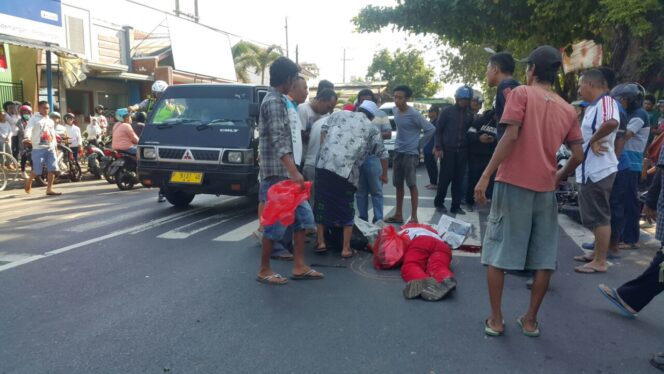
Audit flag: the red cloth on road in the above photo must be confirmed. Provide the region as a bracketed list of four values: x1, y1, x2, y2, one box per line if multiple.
[401, 235, 454, 283]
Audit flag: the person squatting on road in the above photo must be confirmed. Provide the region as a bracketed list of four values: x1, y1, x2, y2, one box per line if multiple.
[573, 69, 621, 274]
[400, 224, 457, 302]
[474, 46, 584, 337]
[314, 100, 389, 258]
[385, 85, 435, 224]
[598, 141, 664, 371]
[355, 88, 392, 224]
[256, 56, 323, 286]
[434, 86, 474, 215]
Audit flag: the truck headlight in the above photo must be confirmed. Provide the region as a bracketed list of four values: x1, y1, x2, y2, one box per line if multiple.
[227, 151, 243, 163]
[142, 147, 157, 159]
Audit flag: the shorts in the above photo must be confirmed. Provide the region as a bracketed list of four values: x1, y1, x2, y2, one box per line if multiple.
[579, 173, 616, 229]
[31, 147, 58, 175]
[259, 176, 315, 241]
[481, 182, 559, 271]
[393, 153, 418, 188]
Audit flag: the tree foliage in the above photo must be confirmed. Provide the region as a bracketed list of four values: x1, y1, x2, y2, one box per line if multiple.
[367, 48, 440, 98]
[354, 0, 664, 97]
[231, 41, 283, 84]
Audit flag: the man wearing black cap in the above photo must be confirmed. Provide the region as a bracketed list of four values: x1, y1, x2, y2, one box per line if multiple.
[474, 46, 584, 337]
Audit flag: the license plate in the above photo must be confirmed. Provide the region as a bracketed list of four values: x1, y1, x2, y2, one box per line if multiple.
[170, 171, 203, 184]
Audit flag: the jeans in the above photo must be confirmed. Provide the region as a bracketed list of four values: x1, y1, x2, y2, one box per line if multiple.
[610, 170, 640, 243]
[356, 156, 384, 223]
[423, 151, 438, 185]
[259, 177, 315, 241]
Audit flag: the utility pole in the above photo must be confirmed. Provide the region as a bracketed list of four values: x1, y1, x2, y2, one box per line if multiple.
[341, 48, 353, 83]
[284, 17, 289, 58]
[295, 44, 299, 65]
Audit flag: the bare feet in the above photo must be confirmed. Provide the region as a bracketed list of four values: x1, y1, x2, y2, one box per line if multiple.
[24, 180, 31, 194]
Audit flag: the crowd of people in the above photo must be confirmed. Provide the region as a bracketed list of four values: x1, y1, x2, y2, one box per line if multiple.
[255, 50, 664, 368]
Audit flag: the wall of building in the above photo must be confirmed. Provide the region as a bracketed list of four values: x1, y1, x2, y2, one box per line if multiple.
[0, 43, 12, 83]
[9, 45, 39, 105]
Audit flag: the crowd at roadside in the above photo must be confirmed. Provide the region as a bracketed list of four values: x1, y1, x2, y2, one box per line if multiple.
[254, 48, 664, 370]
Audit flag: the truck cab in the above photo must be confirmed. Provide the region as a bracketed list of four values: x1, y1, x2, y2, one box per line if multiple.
[137, 83, 267, 207]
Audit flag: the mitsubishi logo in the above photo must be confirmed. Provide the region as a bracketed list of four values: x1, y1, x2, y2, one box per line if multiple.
[182, 149, 194, 160]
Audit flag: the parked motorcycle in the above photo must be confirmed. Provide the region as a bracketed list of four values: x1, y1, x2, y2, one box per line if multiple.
[555, 145, 580, 222]
[108, 150, 140, 190]
[56, 138, 82, 182]
[84, 140, 105, 179]
[101, 148, 119, 184]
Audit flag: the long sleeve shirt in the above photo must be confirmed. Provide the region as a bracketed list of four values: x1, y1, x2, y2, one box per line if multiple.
[258, 87, 293, 180]
[435, 104, 474, 150]
[393, 106, 435, 156]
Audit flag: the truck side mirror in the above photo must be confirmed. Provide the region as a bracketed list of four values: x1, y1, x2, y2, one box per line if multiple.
[249, 103, 259, 118]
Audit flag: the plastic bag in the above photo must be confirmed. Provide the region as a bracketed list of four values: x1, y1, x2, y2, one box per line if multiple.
[372, 225, 409, 270]
[354, 218, 382, 245]
[260, 180, 312, 227]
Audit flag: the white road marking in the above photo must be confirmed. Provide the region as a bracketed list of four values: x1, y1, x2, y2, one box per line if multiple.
[383, 195, 435, 200]
[558, 214, 593, 252]
[213, 219, 259, 242]
[453, 250, 481, 258]
[66, 208, 156, 232]
[157, 215, 234, 239]
[0, 252, 36, 262]
[411, 207, 437, 225]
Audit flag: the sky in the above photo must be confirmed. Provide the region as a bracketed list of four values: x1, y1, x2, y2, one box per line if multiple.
[179, 0, 458, 96]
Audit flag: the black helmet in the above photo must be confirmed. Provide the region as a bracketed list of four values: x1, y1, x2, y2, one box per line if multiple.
[610, 83, 645, 111]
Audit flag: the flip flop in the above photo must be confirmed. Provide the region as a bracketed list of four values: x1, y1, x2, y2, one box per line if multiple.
[270, 253, 294, 261]
[619, 243, 640, 250]
[517, 316, 540, 337]
[46, 191, 62, 196]
[291, 268, 324, 280]
[574, 264, 607, 274]
[256, 273, 288, 285]
[341, 250, 358, 259]
[484, 319, 504, 337]
[315, 244, 328, 254]
[384, 216, 404, 224]
[573, 254, 593, 263]
[597, 284, 637, 319]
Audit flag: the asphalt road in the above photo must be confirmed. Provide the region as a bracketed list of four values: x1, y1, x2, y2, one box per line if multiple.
[0, 168, 662, 374]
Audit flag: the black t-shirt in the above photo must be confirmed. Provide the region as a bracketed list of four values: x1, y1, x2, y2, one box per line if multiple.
[494, 78, 520, 139]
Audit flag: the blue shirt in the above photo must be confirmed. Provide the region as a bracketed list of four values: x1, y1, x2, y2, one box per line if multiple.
[393, 106, 435, 156]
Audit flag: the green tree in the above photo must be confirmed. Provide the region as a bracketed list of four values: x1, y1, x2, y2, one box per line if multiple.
[367, 48, 440, 98]
[231, 42, 283, 85]
[354, 0, 664, 98]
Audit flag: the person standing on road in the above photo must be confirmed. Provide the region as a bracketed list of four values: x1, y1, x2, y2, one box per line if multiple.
[466, 109, 497, 211]
[597, 143, 664, 371]
[385, 85, 435, 224]
[423, 106, 440, 191]
[474, 46, 584, 337]
[314, 101, 389, 258]
[356, 89, 391, 223]
[16, 105, 31, 178]
[257, 56, 323, 285]
[63, 113, 82, 161]
[298, 89, 338, 171]
[486, 52, 520, 140]
[433, 86, 474, 215]
[573, 70, 621, 274]
[24, 101, 62, 196]
[0, 111, 12, 166]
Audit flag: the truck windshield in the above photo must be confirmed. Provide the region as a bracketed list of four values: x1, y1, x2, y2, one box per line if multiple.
[149, 97, 250, 125]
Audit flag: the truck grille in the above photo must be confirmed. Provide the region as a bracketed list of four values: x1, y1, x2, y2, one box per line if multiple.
[159, 148, 186, 159]
[191, 149, 220, 161]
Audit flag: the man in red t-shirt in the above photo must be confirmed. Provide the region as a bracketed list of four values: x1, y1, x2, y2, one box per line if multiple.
[474, 46, 584, 337]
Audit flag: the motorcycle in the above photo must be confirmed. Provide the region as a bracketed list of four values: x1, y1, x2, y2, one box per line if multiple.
[56, 137, 82, 182]
[108, 150, 140, 190]
[555, 145, 581, 222]
[84, 140, 105, 179]
[101, 148, 119, 184]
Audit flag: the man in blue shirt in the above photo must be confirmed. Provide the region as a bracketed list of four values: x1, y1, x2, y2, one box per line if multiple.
[385, 85, 435, 224]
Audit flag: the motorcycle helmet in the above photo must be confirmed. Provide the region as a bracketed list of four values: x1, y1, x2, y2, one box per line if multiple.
[64, 113, 75, 121]
[49, 111, 61, 119]
[455, 85, 473, 100]
[115, 108, 130, 122]
[610, 83, 645, 111]
[151, 80, 168, 95]
[95, 104, 105, 112]
[19, 105, 32, 113]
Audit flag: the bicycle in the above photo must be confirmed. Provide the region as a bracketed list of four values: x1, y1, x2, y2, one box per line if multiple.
[0, 143, 20, 191]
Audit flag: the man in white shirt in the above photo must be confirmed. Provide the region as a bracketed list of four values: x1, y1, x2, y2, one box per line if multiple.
[298, 89, 337, 167]
[24, 101, 61, 196]
[3, 101, 20, 159]
[574, 70, 620, 273]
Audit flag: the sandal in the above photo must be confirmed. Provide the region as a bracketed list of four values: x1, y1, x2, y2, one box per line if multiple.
[256, 273, 288, 285]
[46, 191, 62, 196]
[597, 284, 637, 319]
[291, 268, 324, 280]
[341, 249, 358, 259]
[574, 264, 607, 273]
[517, 316, 540, 337]
[619, 243, 640, 250]
[315, 244, 328, 254]
[573, 254, 593, 263]
[270, 253, 294, 261]
[384, 216, 404, 224]
[484, 319, 504, 337]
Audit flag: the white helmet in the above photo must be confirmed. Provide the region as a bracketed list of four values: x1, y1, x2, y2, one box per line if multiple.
[151, 80, 168, 94]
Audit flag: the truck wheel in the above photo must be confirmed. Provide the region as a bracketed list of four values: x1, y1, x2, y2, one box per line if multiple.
[165, 189, 195, 208]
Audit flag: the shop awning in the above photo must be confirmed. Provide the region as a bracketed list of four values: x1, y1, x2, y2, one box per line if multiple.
[0, 33, 76, 56]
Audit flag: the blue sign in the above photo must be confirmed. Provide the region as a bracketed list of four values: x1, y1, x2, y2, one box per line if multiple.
[0, 0, 62, 27]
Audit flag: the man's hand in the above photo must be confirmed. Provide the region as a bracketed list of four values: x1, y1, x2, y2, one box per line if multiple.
[434, 149, 443, 160]
[591, 140, 609, 156]
[380, 173, 388, 184]
[479, 134, 494, 144]
[554, 169, 567, 188]
[643, 205, 657, 222]
[290, 170, 305, 190]
[474, 175, 490, 205]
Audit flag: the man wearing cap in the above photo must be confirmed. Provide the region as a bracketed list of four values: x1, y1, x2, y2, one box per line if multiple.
[474, 46, 584, 337]
[434, 85, 474, 215]
[313, 101, 389, 258]
[355, 89, 392, 224]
